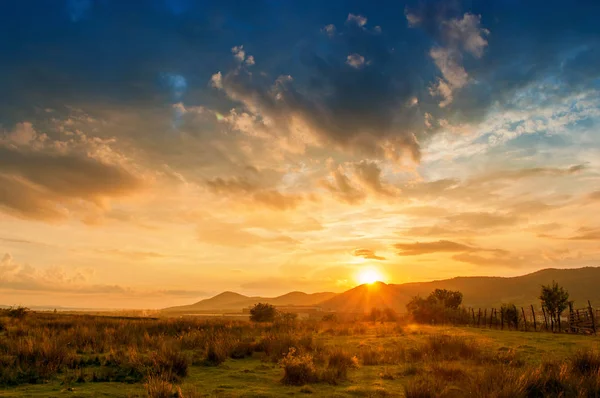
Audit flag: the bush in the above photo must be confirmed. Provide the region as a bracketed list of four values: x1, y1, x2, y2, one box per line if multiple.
[250, 303, 277, 323]
[150, 346, 189, 381]
[279, 348, 317, 386]
[230, 341, 255, 359]
[204, 339, 228, 366]
[320, 349, 359, 385]
[2, 306, 29, 319]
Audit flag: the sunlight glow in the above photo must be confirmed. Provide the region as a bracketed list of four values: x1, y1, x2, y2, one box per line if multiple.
[357, 268, 384, 285]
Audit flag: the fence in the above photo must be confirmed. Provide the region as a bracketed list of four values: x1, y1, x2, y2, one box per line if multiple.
[464, 301, 597, 335]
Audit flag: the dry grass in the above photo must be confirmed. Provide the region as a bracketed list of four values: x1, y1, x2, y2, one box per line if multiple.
[1, 311, 598, 397]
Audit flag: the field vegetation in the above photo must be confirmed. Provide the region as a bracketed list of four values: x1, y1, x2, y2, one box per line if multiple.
[1, 304, 600, 397]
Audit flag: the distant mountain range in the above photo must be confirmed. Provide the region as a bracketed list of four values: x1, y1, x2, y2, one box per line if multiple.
[163, 267, 600, 314]
[163, 291, 337, 314]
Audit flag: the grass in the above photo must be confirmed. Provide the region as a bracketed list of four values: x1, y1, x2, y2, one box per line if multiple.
[0, 312, 599, 397]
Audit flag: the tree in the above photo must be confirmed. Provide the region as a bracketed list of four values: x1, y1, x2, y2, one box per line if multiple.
[407, 289, 465, 324]
[429, 289, 463, 309]
[540, 281, 569, 331]
[501, 303, 519, 329]
[249, 303, 277, 322]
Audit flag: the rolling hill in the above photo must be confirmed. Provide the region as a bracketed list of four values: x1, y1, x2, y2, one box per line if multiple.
[319, 267, 600, 313]
[165, 267, 600, 314]
[163, 291, 337, 314]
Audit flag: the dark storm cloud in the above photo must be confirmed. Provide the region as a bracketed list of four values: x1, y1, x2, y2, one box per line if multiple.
[0, 0, 598, 161]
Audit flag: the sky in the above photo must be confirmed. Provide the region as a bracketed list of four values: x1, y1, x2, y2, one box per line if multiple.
[1, 0, 600, 309]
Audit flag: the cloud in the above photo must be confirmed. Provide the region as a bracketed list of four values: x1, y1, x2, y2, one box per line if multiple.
[346, 54, 366, 69]
[346, 14, 367, 27]
[211, 22, 427, 163]
[394, 240, 475, 256]
[353, 248, 385, 261]
[567, 228, 600, 241]
[231, 45, 246, 62]
[409, 11, 489, 107]
[353, 161, 395, 196]
[197, 219, 298, 247]
[205, 174, 304, 211]
[589, 191, 600, 201]
[429, 48, 468, 107]
[320, 166, 365, 205]
[322, 24, 336, 37]
[445, 212, 520, 229]
[0, 253, 207, 298]
[95, 250, 168, 261]
[451, 252, 526, 268]
[443, 13, 489, 58]
[0, 123, 143, 221]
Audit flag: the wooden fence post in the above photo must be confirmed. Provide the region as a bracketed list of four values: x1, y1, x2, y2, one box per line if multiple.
[477, 309, 481, 327]
[501, 308, 504, 330]
[484, 309, 487, 328]
[489, 308, 493, 328]
[531, 305, 537, 332]
[521, 307, 528, 331]
[568, 302, 574, 333]
[472, 308, 475, 326]
[589, 301, 597, 336]
[542, 306, 548, 330]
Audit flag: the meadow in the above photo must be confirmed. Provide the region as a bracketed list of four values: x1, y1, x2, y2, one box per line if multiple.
[1, 310, 600, 397]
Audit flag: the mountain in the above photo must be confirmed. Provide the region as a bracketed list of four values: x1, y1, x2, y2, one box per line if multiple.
[320, 267, 600, 313]
[164, 267, 600, 314]
[163, 291, 337, 313]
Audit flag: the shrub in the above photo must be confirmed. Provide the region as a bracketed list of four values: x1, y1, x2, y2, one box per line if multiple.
[322, 349, 358, 384]
[205, 339, 228, 366]
[230, 341, 255, 359]
[3, 306, 30, 319]
[279, 348, 317, 386]
[151, 346, 189, 381]
[250, 303, 277, 323]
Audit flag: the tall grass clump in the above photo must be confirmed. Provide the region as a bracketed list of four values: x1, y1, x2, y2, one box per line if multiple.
[279, 348, 317, 386]
[145, 375, 174, 398]
[321, 349, 358, 384]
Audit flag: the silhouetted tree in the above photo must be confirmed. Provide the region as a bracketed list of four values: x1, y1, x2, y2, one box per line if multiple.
[429, 289, 463, 309]
[540, 281, 569, 331]
[501, 303, 519, 329]
[249, 303, 277, 322]
[407, 289, 466, 324]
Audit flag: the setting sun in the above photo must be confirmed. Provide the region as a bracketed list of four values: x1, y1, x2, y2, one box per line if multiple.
[357, 268, 384, 285]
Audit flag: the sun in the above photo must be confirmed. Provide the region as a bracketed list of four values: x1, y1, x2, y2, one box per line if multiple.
[357, 268, 384, 285]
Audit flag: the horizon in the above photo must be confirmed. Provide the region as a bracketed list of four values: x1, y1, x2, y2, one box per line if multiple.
[2, 1, 600, 310]
[3, 265, 597, 310]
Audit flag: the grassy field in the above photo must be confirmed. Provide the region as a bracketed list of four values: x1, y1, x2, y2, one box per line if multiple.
[1, 312, 599, 397]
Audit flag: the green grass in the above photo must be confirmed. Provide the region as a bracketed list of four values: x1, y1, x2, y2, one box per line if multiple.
[1, 319, 599, 397]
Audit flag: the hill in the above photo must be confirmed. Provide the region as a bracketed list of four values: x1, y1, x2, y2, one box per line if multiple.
[319, 267, 600, 313]
[165, 267, 600, 314]
[163, 291, 336, 314]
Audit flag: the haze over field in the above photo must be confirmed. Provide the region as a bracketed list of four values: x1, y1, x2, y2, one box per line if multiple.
[2, 1, 600, 309]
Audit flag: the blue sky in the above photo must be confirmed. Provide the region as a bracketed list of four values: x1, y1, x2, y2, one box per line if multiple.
[1, 0, 600, 308]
